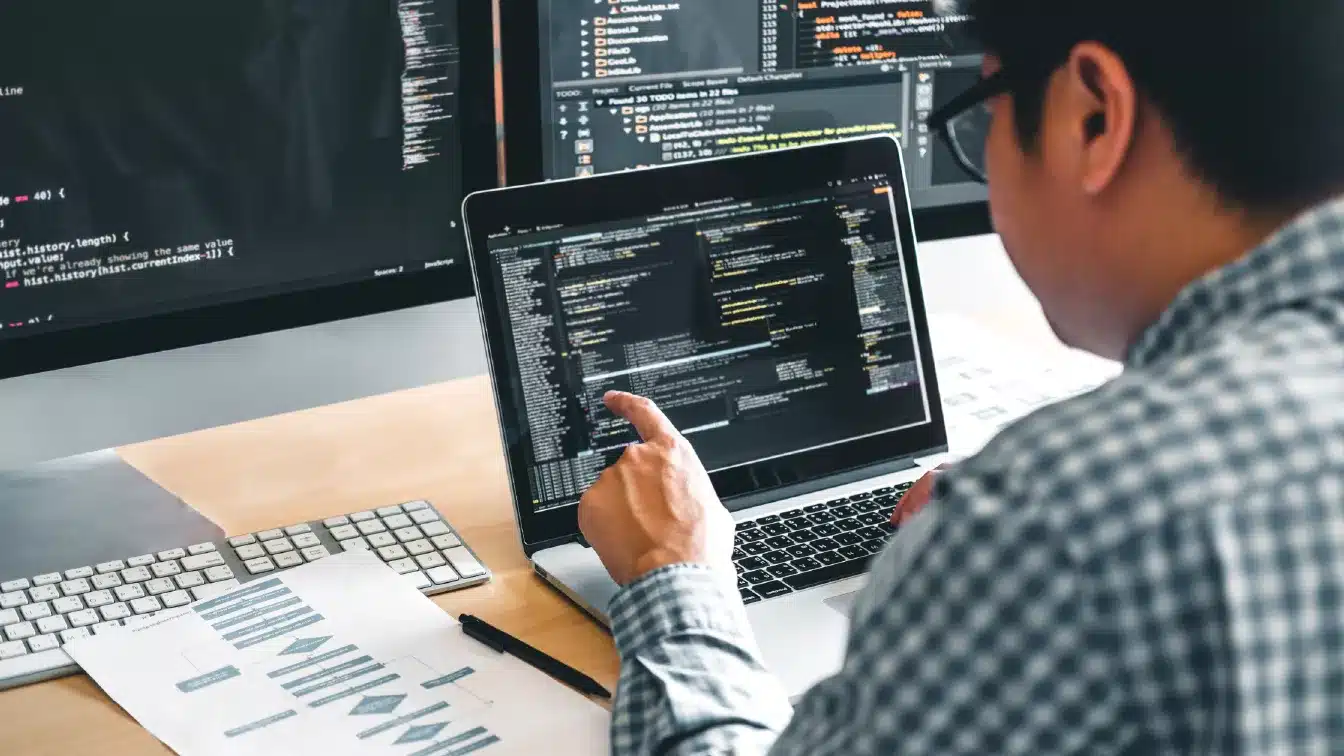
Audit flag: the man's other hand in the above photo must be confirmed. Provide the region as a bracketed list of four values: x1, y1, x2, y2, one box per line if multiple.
[892, 465, 950, 526]
[577, 391, 735, 586]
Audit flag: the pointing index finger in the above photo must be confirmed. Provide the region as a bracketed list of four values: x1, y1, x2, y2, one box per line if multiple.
[605, 391, 677, 443]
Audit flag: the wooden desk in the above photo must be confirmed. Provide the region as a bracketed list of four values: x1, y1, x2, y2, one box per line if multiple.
[0, 376, 618, 755]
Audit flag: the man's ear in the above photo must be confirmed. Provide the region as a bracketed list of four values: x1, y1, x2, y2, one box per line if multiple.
[1059, 42, 1138, 196]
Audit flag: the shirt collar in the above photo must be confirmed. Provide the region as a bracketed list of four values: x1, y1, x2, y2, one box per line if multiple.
[1126, 195, 1344, 369]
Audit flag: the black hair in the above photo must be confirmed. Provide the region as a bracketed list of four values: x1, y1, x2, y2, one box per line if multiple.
[966, 0, 1344, 211]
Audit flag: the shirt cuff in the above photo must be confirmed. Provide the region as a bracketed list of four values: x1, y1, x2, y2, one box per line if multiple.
[609, 564, 753, 659]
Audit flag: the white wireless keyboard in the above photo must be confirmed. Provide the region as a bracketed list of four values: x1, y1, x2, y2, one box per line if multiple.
[0, 500, 489, 691]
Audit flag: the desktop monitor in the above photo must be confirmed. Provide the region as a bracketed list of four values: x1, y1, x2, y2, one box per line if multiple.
[499, 0, 991, 241]
[0, 0, 498, 380]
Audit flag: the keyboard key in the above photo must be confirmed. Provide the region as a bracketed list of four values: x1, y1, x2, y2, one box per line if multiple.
[234, 543, 266, 560]
[804, 503, 827, 513]
[443, 548, 486, 578]
[764, 536, 792, 550]
[29, 585, 60, 603]
[367, 533, 397, 549]
[787, 544, 816, 558]
[783, 558, 869, 591]
[126, 555, 155, 568]
[757, 515, 780, 525]
[763, 552, 790, 565]
[91, 573, 122, 590]
[52, 596, 83, 614]
[284, 523, 311, 536]
[858, 526, 888, 542]
[761, 523, 789, 536]
[120, 566, 152, 584]
[157, 548, 187, 561]
[349, 511, 376, 522]
[738, 556, 768, 571]
[430, 533, 461, 550]
[838, 545, 869, 561]
[114, 584, 146, 602]
[204, 562, 236, 578]
[754, 581, 791, 599]
[33, 573, 63, 587]
[835, 518, 862, 532]
[395, 526, 425, 543]
[273, 552, 304, 569]
[291, 533, 321, 549]
[831, 505, 857, 518]
[0, 579, 30, 592]
[36, 615, 68, 634]
[419, 521, 450, 537]
[28, 634, 60, 653]
[68, 609, 100, 627]
[328, 524, 359, 540]
[245, 557, 276, 575]
[301, 546, 331, 562]
[151, 561, 182, 578]
[784, 518, 810, 532]
[130, 596, 162, 614]
[64, 566, 95, 580]
[161, 590, 192, 609]
[84, 590, 114, 608]
[742, 542, 769, 556]
[812, 537, 840, 552]
[849, 491, 875, 501]
[323, 516, 350, 527]
[376, 505, 404, 517]
[403, 501, 431, 512]
[386, 558, 418, 574]
[4, 590, 35, 608]
[737, 529, 765, 542]
[0, 640, 27, 659]
[5, 621, 36, 641]
[60, 627, 92, 645]
[815, 551, 845, 566]
[410, 509, 440, 525]
[181, 553, 225, 570]
[383, 514, 413, 529]
[264, 538, 295, 555]
[377, 545, 408, 561]
[357, 520, 388, 536]
[426, 566, 460, 585]
[175, 571, 205, 589]
[21, 602, 52, 621]
[188, 542, 216, 555]
[864, 541, 885, 555]
[339, 537, 369, 552]
[405, 571, 431, 590]
[92, 621, 124, 635]
[0, 609, 16, 626]
[790, 528, 817, 542]
[228, 534, 257, 547]
[737, 576, 750, 590]
[857, 512, 887, 526]
[145, 578, 176, 595]
[834, 532, 862, 546]
[415, 552, 446, 570]
[767, 564, 798, 578]
[806, 512, 835, 525]
[256, 529, 284, 541]
[739, 588, 761, 604]
[404, 539, 435, 556]
[781, 508, 808, 520]
[100, 603, 131, 621]
[732, 548, 747, 562]
[792, 557, 823, 572]
[742, 570, 771, 584]
[189, 580, 240, 602]
[812, 524, 840, 537]
[95, 561, 125, 574]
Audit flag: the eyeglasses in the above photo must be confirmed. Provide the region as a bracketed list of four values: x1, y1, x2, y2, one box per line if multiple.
[926, 70, 1011, 185]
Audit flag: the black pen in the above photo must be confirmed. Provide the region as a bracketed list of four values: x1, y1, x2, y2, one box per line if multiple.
[459, 614, 612, 700]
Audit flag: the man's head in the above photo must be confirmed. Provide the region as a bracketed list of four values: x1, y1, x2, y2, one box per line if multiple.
[964, 1, 1344, 358]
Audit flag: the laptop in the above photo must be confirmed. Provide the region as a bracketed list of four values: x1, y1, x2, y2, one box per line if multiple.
[462, 136, 949, 696]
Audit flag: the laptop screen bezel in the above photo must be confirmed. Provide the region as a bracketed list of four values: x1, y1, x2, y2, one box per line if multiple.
[463, 136, 948, 553]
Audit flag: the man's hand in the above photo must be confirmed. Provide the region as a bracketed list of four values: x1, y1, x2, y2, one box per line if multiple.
[577, 391, 735, 586]
[892, 464, 950, 526]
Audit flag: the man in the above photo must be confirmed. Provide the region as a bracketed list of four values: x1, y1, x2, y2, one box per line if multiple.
[578, 1, 1344, 753]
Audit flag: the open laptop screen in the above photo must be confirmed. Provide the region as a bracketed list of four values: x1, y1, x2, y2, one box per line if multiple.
[470, 139, 944, 522]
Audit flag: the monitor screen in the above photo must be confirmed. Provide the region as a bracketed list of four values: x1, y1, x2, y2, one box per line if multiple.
[481, 167, 933, 515]
[0, 1, 479, 346]
[531, 0, 985, 211]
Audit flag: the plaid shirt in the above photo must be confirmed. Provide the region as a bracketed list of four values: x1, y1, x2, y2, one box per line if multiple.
[607, 195, 1344, 755]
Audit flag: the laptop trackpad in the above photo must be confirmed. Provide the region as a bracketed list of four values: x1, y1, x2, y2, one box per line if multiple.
[824, 591, 858, 616]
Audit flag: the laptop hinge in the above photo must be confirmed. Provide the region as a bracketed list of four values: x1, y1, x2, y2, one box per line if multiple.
[721, 454, 929, 514]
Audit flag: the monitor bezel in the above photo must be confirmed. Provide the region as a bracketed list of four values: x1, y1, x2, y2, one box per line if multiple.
[464, 136, 949, 553]
[0, 0, 496, 380]
[497, 0, 993, 244]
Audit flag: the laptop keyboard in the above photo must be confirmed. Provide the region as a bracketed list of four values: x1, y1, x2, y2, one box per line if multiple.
[735, 481, 914, 604]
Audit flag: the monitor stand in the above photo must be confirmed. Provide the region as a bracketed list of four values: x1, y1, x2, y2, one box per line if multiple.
[0, 450, 223, 581]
